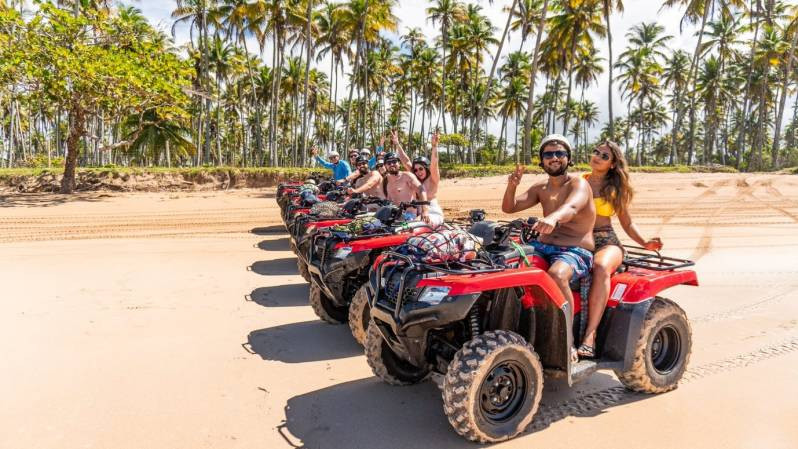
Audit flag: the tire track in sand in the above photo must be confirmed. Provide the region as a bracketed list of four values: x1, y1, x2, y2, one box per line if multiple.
[527, 337, 798, 433]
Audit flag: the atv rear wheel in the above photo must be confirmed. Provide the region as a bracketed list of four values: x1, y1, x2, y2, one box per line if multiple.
[348, 284, 370, 345]
[309, 283, 348, 324]
[615, 297, 692, 393]
[365, 321, 428, 385]
[296, 259, 311, 282]
[443, 330, 543, 443]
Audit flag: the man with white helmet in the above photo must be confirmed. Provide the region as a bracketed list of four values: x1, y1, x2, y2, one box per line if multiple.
[311, 146, 351, 181]
[502, 133, 596, 361]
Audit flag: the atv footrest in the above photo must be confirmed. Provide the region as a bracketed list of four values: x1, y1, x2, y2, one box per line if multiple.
[570, 360, 598, 383]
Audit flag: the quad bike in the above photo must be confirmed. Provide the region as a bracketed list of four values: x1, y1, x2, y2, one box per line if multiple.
[276, 173, 330, 212]
[364, 218, 697, 443]
[306, 204, 485, 345]
[290, 195, 392, 282]
[282, 182, 349, 229]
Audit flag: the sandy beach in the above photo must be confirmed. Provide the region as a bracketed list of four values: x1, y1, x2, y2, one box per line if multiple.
[2, 172, 797, 448]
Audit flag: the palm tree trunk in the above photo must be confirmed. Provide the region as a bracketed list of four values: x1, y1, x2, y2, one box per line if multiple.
[301, 0, 314, 166]
[241, 38, 263, 165]
[329, 56, 336, 152]
[522, 0, 550, 156]
[604, 0, 615, 138]
[685, 1, 711, 165]
[770, 22, 798, 169]
[474, 0, 519, 149]
[439, 25, 449, 134]
[562, 36, 577, 137]
[344, 20, 364, 150]
[736, 1, 761, 170]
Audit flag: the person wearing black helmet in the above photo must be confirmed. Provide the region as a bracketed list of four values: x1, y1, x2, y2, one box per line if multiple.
[391, 129, 444, 224]
[375, 159, 386, 176]
[502, 133, 596, 362]
[343, 155, 384, 198]
[382, 151, 431, 223]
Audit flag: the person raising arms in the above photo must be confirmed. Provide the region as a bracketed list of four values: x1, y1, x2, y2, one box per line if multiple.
[382, 151, 431, 224]
[391, 129, 444, 225]
[577, 141, 663, 359]
[311, 146, 351, 181]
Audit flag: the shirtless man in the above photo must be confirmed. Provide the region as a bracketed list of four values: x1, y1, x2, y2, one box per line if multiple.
[393, 129, 443, 224]
[344, 155, 384, 198]
[382, 151, 431, 223]
[502, 134, 596, 358]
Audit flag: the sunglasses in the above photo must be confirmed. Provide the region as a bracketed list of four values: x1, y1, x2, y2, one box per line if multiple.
[356, 161, 368, 167]
[413, 166, 426, 172]
[592, 148, 611, 161]
[385, 160, 399, 165]
[542, 150, 568, 160]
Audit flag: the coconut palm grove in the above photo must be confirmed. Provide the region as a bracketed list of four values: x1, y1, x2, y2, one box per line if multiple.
[1, 0, 797, 192]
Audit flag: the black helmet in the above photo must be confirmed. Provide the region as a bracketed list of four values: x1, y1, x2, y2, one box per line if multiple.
[375, 159, 385, 167]
[412, 155, 430, 166]
[355, 155, 369, 165]
[374, 204, 401, 224]
[383, 152, 399, 163]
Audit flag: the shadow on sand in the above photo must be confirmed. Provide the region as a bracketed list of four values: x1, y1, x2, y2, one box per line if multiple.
[249, 258, 298, 276]
[281, 372, 646, 448]
[251, 225, 285, 235]
[0, 192, 112, 208]
[245, 320, 361, 364]
[257, 238, 290, 251]
[246, 284, 308, 307]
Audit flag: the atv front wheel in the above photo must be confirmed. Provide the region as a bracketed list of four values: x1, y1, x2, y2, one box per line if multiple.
[365, 321, 428, 385]
[296, 259, 311, 282]
[442, 330, 543, 443]
[309, 283, 348, 324]
[615, 297, 692, 393]
[348, 285, 370, 345]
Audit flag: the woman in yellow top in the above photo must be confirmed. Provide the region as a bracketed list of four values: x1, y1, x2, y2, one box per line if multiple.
[578, 141, 663, 359]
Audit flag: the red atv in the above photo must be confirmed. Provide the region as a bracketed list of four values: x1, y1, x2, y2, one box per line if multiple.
[306, 205, 485, 344]
[289, 195, 392, 282]
[364, 218, 697, 443]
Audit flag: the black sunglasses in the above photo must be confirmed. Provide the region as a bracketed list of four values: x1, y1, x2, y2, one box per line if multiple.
[542, 150, 568, 160]
[592, 148, 611, 161]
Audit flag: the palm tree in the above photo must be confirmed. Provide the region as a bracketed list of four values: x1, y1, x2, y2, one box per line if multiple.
[427, 0, 465, 134]
[771, 7, 798, 167]
[543, 0, 605, 141]
[521, 0, 550, 159]
[663, 49, 690, 164]
[316, 1, 351, 152]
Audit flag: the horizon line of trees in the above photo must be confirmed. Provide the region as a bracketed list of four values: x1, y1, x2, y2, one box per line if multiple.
[1, 0, 797, 193]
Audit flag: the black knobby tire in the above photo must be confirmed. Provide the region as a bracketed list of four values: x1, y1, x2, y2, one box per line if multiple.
[309, 283, 348, 324]
[296, 259, 311, 282]
[615, 297, 692, 393]
[365, 321, 429, 385]
[442, 330, 543, 443]
[348, 284, 370, 345]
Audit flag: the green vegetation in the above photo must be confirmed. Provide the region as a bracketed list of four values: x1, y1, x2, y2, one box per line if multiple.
[0, 1, 795, 194]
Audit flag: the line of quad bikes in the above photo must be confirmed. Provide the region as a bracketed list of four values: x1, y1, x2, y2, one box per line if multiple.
[276, 174, 699, 443]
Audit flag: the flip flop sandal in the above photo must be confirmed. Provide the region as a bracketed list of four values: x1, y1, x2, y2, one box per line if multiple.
[577, 344, 595, 359]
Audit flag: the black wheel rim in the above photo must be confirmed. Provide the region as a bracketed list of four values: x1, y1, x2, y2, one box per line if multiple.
[650, 324, 681, 375]
[479, 361, 527, 423]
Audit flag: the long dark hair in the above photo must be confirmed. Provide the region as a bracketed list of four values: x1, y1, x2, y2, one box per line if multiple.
[598, 141, 634, 215]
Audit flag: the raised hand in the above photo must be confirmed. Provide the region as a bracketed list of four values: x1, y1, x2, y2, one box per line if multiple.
[508, 164, 524, 187]
[391, 129, 399, 147]
[310, 146, 319, 156]
[431, 131, 439, 148]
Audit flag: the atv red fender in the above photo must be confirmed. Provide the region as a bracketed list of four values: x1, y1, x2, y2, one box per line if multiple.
[608, 267, 698, 306]
[416, 266, 566, 309]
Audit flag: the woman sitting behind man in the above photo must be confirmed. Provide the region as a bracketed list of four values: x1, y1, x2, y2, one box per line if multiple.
[578, 141, 663, 358]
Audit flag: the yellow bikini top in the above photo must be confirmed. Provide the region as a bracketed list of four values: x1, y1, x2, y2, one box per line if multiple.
[582, 173, 615, 217]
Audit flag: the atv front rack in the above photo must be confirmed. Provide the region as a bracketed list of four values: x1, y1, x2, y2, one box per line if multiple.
[622, 245, 695, 271]
[374, 250, 504, 318]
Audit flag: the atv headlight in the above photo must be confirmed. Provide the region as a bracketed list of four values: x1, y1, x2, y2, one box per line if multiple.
[417, 286, 450, 305]
[333, 246, 353, 259]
